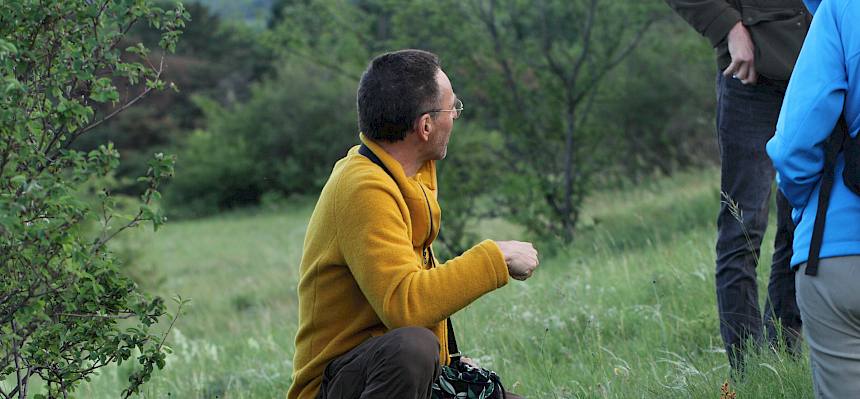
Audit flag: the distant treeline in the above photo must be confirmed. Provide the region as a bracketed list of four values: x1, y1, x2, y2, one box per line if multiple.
[80, 0, 718, 254]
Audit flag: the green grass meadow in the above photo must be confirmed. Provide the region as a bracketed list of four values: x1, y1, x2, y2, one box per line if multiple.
[79, 168, 814, 398]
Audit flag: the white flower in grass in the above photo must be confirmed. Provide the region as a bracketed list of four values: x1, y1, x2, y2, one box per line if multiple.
[521, 310, 534, 321]
[205, 342, 219, 363]
[171, 328, 194, 363]
[543, 315, 566, 330]
[265, 334, 279, 350]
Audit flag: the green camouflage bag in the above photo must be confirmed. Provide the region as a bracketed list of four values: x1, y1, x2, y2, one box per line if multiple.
[431, 360, 505, 399]
[431, 318, 506, 399]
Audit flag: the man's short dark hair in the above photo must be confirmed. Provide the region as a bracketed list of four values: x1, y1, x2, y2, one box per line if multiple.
[357, 49, 442, 142]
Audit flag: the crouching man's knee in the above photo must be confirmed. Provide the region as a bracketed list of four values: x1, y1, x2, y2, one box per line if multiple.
[363, 327, 440, 398]
[384, 326, 440, 367]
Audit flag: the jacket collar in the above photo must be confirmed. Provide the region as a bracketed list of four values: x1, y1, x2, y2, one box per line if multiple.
[358, 133, 441, 248]
[358, 133, 437, 193]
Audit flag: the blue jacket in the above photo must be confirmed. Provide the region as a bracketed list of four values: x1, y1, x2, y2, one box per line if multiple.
[767, 0, 860, 267]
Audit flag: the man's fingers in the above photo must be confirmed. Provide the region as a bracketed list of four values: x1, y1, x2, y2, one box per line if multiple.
[735, 62, 750, 82]
[511, 263, 536, 280]
[746, 65, 758, 85]
[723, 61, 738, 77]
[499, 240, 539, 281]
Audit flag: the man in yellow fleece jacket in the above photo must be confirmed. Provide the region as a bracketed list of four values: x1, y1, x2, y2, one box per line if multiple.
[287, 49, 540, 399]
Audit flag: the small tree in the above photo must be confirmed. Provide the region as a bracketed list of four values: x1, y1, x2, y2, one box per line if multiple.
[465, 0, 665, 243]
[0, 1, 188, 398]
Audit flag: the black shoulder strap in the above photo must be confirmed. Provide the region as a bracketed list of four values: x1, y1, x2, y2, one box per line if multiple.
[358, 143, 461, 362]
[806, 115, 849, 276]
[359, 144, 394, 180]
[447, 318, 461, 364]
[842, 120, 860, 196]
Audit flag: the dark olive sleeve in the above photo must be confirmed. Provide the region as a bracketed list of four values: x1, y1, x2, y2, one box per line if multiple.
[664, 0, 741, 47]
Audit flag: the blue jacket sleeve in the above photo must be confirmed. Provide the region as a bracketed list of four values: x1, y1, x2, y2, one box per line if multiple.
[766, 0, 848, 210]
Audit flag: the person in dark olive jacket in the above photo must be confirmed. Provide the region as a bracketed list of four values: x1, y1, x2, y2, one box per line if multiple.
[664, 0, 810, 371]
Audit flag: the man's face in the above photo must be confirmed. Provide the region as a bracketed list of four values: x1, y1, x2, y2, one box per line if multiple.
[429, 69, 457, 160]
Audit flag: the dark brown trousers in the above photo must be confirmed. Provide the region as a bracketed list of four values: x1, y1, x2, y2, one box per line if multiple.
[316, 327, 523, 399]
[317, 327, 441, 399]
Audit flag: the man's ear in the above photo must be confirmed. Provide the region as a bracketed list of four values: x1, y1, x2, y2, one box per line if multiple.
[414, 114, 432, 143]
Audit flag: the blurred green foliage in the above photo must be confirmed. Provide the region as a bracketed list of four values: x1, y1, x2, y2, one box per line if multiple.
[79, 0, 715, 247]
[166, 59, 358, 216]
[74, 2, 273, 194]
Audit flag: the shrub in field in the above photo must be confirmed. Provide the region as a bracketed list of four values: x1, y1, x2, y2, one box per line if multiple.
[162, 126, 259, 217]
[166, 60, 357, 216]
[0, 1, 187, 397]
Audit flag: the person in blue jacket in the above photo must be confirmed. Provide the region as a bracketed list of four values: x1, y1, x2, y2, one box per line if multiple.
[767, 0, 860, 396]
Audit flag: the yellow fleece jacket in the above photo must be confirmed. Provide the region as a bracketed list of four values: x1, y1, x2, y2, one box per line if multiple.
[286, 134, 509, 399]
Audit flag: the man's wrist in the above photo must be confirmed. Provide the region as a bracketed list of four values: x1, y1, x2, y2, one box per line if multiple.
[482, 240, 509, 286]
[705, 7, 743, 48]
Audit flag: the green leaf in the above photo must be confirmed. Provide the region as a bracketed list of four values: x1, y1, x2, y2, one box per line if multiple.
[10, 175, 26, 187]
[0, 39, 18, 54]
[90, 77, 119, 103]
[440, 378, 456, 394]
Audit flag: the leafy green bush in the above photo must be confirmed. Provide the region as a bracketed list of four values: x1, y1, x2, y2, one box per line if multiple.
[166, 60, 357, 216]
[0, 1, 188, 397]
[163, 128, 259, 218]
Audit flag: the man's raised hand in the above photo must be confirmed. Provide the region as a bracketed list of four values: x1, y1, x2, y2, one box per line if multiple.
[495, 240, 539, 281]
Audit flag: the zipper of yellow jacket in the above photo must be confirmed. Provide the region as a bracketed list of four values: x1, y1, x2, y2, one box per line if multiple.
[418, 183, 435, 268]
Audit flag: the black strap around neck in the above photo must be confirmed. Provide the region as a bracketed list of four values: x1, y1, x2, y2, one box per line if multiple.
[358, 143, 461, 362]
[359, 144, 393, 180]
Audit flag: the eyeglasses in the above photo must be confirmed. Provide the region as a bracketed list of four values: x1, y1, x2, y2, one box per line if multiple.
[425, 98, 463, 119]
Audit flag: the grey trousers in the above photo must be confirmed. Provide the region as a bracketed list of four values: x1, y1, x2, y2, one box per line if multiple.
[797, 257, 860, 399]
